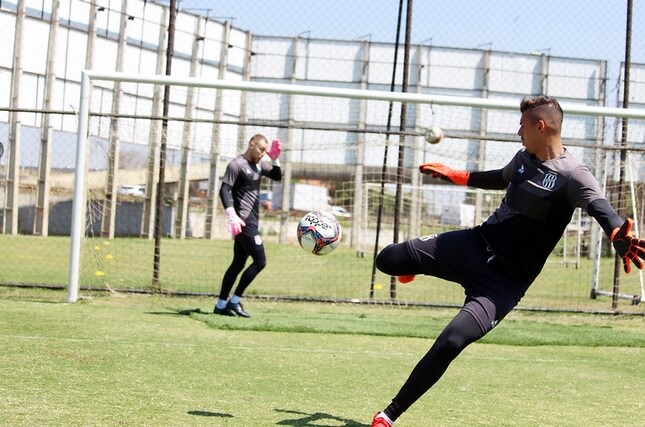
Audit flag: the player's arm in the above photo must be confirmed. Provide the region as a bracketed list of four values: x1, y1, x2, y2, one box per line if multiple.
[587, 198, 645, 273]
[586, 199, 622, 236]
[219, 182, 234, 209]
[468, 169, 507, 189]
[265, 164, 282, 181]
[261, 161, 282, 181]
[219, 182, 245, 236]
[419, 162, 506, 189]
[264, 139, 283, 181]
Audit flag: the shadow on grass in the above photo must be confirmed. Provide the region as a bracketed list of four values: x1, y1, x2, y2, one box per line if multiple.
[187, 410, 233, 418]
[275, 408, 369, 426]
[146, 308, 210, 316]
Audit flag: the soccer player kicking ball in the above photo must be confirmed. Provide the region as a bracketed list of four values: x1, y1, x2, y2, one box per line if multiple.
[371, 96, 645, 426]
[214, 134, 282, 317]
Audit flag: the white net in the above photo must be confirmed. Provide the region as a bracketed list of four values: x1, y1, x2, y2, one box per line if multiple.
[64, 74, 645, 313]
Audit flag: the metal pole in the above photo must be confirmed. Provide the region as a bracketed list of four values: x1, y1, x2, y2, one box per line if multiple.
[369, 0, 405, 299]
[67, 71, 91, 303]
[141, 5, 168, 239]
[35, 0, 60, 236]
[612, 0, 632, 310]
[174, 17, 204, 239]
[79, 71, 645, 120]
[152, 0, 177, 290]
[101, 0, 129, 239]
[5, 0, 25, 235]
[204, 21, 231, 239]
[391, 0, 414, 300]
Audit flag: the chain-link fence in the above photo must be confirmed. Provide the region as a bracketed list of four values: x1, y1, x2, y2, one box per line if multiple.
[0, 0, 644, 313]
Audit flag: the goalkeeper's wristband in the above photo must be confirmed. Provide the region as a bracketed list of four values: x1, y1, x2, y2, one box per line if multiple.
[271, 158, 281, 167]
[225, 207, 237, 218]
[447, 170, 470, 186]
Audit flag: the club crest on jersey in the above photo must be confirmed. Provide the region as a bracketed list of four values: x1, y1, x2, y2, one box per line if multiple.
[420, 233, 438, 241]
[542, 171, 558, 189]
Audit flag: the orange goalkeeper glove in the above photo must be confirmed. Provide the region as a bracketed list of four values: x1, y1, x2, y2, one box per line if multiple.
[419, 162, 470, 186]
[610, 218, 645, 274]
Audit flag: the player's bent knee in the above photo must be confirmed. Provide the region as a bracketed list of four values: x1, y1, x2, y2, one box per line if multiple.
[375, 243, 405, 275]
[375, 245, 392, 274]
[435, 331, 469, 354]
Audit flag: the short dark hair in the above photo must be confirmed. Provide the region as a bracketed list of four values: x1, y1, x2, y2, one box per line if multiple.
[248, 134, 268, 145]
[520, 96, 563, 132]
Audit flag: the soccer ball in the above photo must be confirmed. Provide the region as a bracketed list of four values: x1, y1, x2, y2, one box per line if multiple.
[297, 210, 342, 255]
[425, 124, 444, 144]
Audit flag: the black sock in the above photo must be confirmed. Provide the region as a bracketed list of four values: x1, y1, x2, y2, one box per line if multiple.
[383, 401, 403, 422]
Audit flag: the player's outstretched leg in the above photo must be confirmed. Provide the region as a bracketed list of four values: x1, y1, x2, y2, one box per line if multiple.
[376, 242, 419, 283]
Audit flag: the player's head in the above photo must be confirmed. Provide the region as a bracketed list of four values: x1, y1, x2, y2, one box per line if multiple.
[520, 96, 563, 132]
[245, 134, 269, 163]
[518, 96, 563, 152]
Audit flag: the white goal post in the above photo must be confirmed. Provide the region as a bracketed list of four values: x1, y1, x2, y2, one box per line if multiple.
[67, 70, 645, 304]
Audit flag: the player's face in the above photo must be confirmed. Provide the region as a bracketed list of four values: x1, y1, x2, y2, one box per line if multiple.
[517, 111, 540, 154]
[248, 137, 269, 163]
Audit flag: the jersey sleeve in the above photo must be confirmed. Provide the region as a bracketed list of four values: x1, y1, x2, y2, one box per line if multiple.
[468, 169, 507, 189]
[568, 166, 623, 236]
[219, 182, 234, 209]
[567, 165, 605, 210]
[221, 159, 240, 187]
[219, 160, 240, 209]
[467, 152, 517, 189]
[587, 198, 623, 236]
[261, 160, 282, 181]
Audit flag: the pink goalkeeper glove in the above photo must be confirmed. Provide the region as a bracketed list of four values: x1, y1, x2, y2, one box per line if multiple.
[225, 207, 245, 236]
[267, 139, 282, 160]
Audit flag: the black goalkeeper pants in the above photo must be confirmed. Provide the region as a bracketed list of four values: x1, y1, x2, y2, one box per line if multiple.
[375, 228, 520, 420]
[219, 227, 266, 300]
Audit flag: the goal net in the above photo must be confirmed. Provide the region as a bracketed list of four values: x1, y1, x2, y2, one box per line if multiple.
[67, 71, 645, 314]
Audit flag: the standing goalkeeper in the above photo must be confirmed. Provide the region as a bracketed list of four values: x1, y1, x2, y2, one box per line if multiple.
[371, 96, 645, 427]
[214, 134, 282, 317]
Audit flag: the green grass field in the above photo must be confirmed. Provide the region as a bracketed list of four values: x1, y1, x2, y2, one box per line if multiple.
[1, 286, 643, 426]
[0, 235, 642, 314]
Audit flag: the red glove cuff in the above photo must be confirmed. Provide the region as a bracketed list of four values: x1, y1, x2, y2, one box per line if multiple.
[450, 171, 470, 186]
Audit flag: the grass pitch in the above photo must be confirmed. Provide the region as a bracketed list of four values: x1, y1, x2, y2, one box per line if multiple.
[0, 286, 643, 426]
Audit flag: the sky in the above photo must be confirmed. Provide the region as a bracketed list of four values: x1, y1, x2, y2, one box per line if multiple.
[175, 0, 644, 95]
[176, 0, 643, 58]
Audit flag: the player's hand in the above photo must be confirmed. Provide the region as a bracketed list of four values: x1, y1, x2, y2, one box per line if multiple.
[225, 207, 245, 236]
[267, 139, 282, 160]
[419, 162, 470, 186]
[611, 218, 645, 274]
